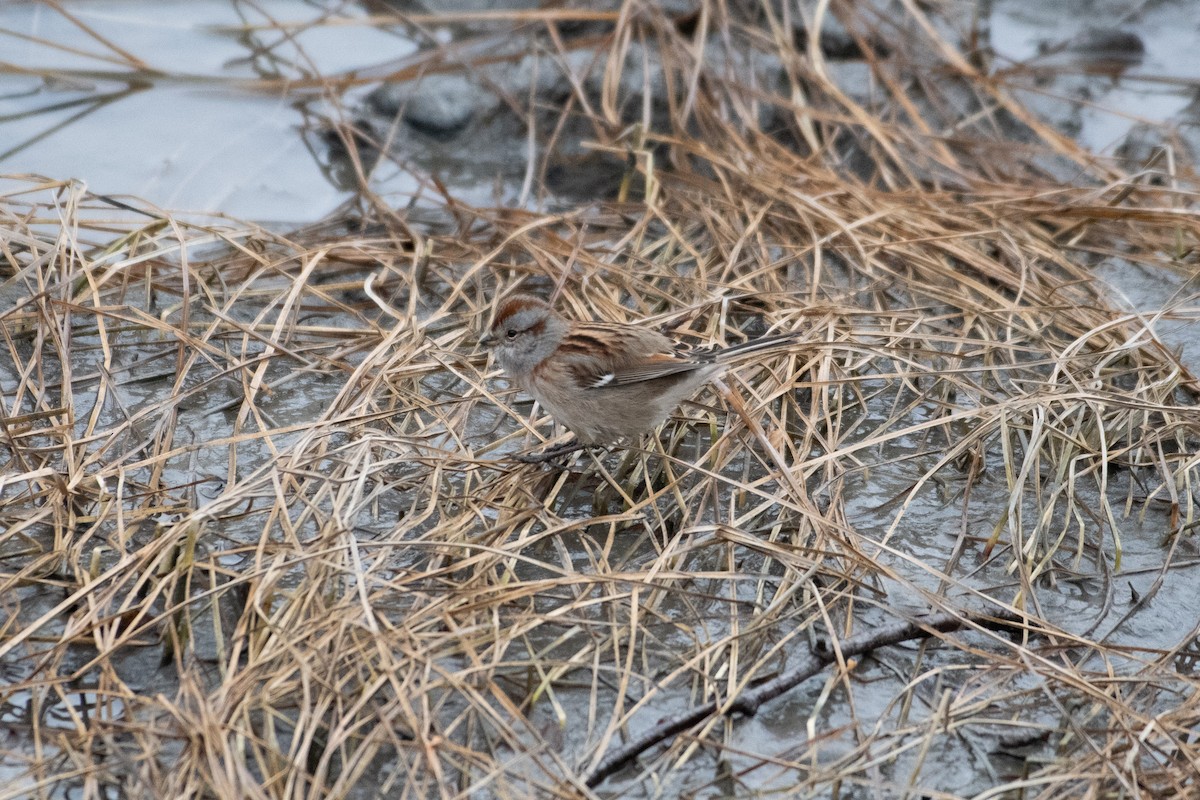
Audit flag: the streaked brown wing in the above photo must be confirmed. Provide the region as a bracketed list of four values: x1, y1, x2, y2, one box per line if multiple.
[555, 323, 707, 389]
[607, 355, 707, 385]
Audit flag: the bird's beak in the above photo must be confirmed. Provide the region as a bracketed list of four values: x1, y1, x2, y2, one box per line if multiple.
[479, 333, 496, 347]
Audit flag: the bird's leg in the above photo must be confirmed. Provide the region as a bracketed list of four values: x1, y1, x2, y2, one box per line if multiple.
[513, 437, 589, 464]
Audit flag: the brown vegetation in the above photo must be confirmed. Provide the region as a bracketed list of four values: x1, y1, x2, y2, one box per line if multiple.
[2, 2, 1199, 798]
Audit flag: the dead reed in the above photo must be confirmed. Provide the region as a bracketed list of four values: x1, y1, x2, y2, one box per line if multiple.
[2, 2, 1200, 798]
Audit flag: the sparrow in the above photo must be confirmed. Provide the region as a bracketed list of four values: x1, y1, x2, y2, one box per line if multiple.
[480, 294, 802, 458]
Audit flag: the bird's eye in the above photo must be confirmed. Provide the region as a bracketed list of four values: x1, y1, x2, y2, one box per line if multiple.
[506, 329, 518, 339]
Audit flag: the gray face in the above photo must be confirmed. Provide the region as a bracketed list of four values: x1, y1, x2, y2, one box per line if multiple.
[488, 299, 567, 385]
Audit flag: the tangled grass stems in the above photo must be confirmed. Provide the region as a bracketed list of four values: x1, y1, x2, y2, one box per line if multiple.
[2, 2, 1200, 798]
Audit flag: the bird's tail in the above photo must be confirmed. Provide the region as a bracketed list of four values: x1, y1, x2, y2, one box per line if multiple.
[712, 331, 805, 363]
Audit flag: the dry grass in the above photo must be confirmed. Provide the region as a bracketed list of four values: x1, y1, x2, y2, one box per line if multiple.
[3, 2, 1200, 798]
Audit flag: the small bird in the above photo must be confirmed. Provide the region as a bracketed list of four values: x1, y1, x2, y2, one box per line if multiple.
[480, 294, 802, 456]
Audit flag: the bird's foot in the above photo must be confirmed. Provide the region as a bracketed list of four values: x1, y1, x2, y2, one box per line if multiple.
[513, 438, 589, 464]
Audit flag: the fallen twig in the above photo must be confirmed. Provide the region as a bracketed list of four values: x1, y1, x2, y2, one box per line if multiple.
[584, 608, 1028, 787]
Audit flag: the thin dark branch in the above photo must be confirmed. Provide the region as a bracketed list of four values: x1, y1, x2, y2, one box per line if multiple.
[584, 608, 1028, 787]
